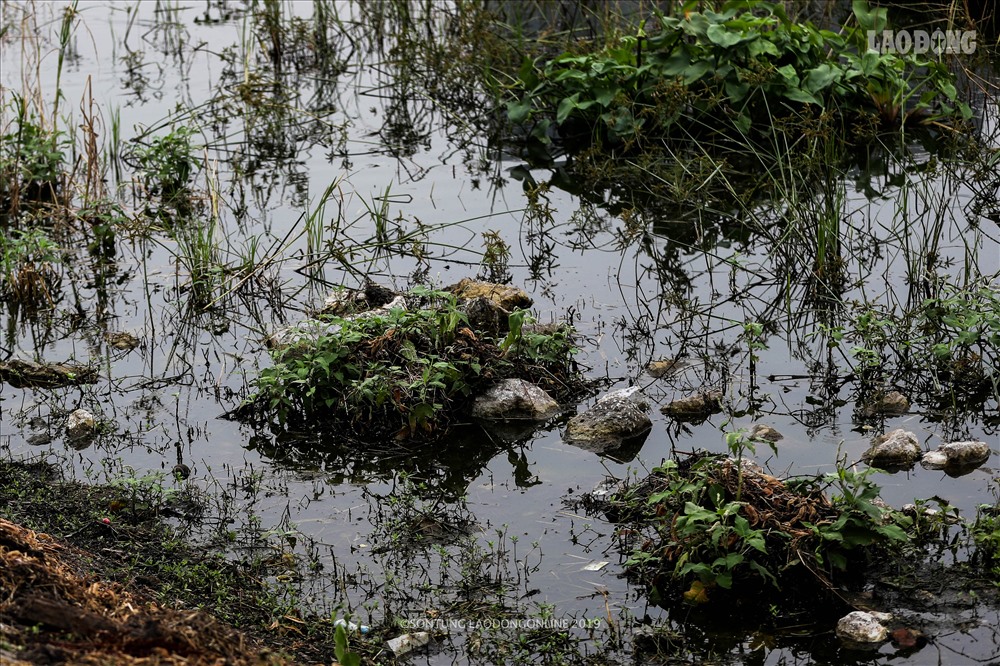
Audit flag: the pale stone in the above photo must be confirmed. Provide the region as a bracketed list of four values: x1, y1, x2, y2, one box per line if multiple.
[565, 388, 652, 447]
[862, 429, 921, 468]
[921, 441, 990, 470]
[66, 409, 96, 440]
[471, 379, 560, 421]
[836, 611, 888, 643]
[750, 424, 783, 443]
[447, 278, 532, 311]
[939, 441, 990, 466]
[661, 390, 723, 419]
[645, 358, 679, 378]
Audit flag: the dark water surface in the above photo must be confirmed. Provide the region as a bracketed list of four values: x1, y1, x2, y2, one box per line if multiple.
[1, 2, 999, 664]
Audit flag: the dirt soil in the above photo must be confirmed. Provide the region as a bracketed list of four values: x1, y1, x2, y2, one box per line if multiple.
[0, 517, 288, 665]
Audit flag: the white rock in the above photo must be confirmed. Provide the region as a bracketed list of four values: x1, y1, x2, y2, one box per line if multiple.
[940, 441, 990, 465]
[869, 611, 894, 624]
[565, 389, 651, 448]
[920, 451, 949, 469]
[471, 379, 560, 421]
[386, 631, 431, 657]
[66, 409, 96, 440]
[268, 295, 408, 349]
[921, 441, 990, 470]
[863, 429, 922, 468]
[836, 611, 888, 643]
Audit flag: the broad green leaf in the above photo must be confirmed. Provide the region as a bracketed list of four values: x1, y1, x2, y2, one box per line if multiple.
[782, 87, 822, 105]
[776, 64, 800, 86]
[594, 81, 618, 107]
[507, 98, 532, 124]
[803, 64, 841, 93]
[860, 50, 881, 76]
[518, 56, 539, 89]
[661, 51, 692, 77]
[748, 39, 780, 57]
[852, 0, 887, 32]
[556, 93, 580, 125]
[683, 60, 713, 84]
[725, 79, 750, 103]
[707, 24, 747, 48]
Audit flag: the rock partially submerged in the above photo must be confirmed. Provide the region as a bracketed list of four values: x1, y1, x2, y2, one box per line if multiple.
[921, 441, 990, 471]
[645, 358, 680, 378]
[461, 296, 510, 337]
[862, 390, 910, 417]
[661, 390, 723, 420]
[317, 282, 400, 316]
[105, 331, 140, 351]
[836, 611, 889, 644]
[564, 387, 652, 451]
[862, 429, 922, 469]
[750, 424, 783, 443]
[66, 409, 96, 441]
[471, 379, 560, 421]
[446, 278, 532, 311]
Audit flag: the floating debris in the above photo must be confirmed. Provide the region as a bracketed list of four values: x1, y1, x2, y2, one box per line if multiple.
[0, 359, 98, 388]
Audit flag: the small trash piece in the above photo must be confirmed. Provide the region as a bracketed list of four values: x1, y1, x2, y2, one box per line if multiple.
[582, 561, 609, 571]
[334, 618, 370, 634]
[386, 631, 431, 657]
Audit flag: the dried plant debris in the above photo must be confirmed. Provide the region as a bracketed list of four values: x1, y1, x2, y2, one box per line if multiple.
[0, 517, 288, 665]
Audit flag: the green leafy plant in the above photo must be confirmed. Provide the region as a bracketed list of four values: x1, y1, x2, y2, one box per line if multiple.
[802, 466, 909, 571]
[622, 452, 911, 602]
[0, 227, 61, 309]
[333, 623, 362, 666]
[479, 229, 512, 283]
[251, 287, 581, 439]
[505, 0, 971, 152]
[131, 126, 201, 204]
[834, 281, 1000, 406]
[1, 97, 69, 214]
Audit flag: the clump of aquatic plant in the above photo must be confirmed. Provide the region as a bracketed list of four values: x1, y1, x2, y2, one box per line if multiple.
[250, 287, 581, 439]
[0, 98, 70, 217]
[0, 227, 62, 310]
[505, 0, 971, 153]
[130, 126, 201, 206]
[829, 280, 1000, 407]
[478, 229, 512, 283]
[971, 505, 1000, 575]
[615, 448, 909, 606]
